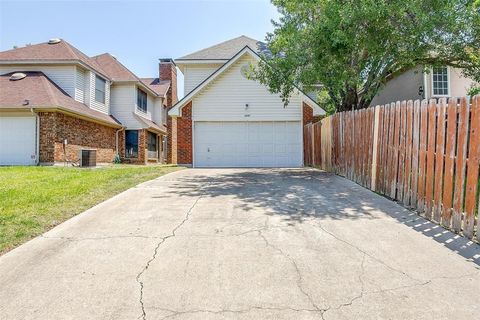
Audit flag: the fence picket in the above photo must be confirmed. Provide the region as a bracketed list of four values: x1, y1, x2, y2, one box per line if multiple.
[425, 100, 437, 219]
[390, 102, 401, 199]
[380, 105, 390, 194]
[386, 103, 396, 197]
[398, 101, 407, 202]
[417, 100, 428, 212]
[441, 98, 457, 228]
[433, 99, 446, 222]
[452, 98, 469, 233]
[402, 101, 413, 206]
[410, 100, 421, 208]
[463, 96, 480, 238]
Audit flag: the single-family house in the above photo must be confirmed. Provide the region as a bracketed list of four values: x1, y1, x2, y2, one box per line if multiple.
[371, 66, 477, 106]
[0, 39, 175, 165]
[168, 35, 325, 168]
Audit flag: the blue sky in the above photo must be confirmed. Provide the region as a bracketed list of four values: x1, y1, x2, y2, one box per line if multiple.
[0, 0, 280, 97]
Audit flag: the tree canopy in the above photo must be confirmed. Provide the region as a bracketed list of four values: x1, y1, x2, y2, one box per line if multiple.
[255, 0, 480, 113]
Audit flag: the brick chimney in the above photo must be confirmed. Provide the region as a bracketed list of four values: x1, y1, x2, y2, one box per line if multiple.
[159, 58, 177, 107]
[160, 58, 178, 164]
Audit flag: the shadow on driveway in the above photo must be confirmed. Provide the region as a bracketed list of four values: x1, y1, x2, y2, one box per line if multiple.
[153, 168, 480, 266]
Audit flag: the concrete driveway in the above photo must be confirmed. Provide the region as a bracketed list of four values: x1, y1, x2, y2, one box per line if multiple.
[0, 169, 479, 320]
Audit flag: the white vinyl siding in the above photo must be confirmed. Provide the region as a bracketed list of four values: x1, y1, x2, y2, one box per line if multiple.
[110, 84, 143, 128]
[74, 67, 86, 103]
[88, 71, 110, 114]
[192, 55, 302, 122]
[152, 98, 165, 126]
[183, 63, 223, 94]
[0, 65, 75, 97]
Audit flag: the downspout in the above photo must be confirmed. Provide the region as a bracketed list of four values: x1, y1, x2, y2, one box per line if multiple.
[30, 107, 40, 165]
[115, 127, 125, 157]
[423, 67, 429, 100]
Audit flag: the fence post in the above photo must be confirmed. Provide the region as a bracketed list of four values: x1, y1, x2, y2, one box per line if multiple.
[371, 105, 381, 191]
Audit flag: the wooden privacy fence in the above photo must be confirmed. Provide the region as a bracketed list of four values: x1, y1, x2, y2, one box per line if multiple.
[305, 96, 480, 242]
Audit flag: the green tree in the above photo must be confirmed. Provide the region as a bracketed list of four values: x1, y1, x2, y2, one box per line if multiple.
[255, 0, 480, 112]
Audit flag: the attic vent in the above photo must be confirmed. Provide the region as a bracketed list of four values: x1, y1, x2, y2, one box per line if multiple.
[48, 38, 61, 44]
[10, 73, 27, 81]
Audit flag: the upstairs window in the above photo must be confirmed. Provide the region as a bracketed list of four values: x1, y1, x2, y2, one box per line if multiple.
[432, 67, 449, 97]
[137, 89, 147, 112]
[95, 75, 106, 103]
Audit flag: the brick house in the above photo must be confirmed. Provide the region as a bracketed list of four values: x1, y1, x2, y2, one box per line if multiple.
[0, 39, 176, 165]
[168, 36, 325, 167]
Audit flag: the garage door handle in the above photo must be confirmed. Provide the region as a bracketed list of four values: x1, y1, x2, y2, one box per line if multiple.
[207, 147, 210, 152]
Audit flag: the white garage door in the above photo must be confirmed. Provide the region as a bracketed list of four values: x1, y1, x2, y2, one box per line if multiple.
[194, 121, 302, 167]
[0, 116, 37, 165]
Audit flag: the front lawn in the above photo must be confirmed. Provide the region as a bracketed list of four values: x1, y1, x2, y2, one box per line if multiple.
[0, 165, 182, 254]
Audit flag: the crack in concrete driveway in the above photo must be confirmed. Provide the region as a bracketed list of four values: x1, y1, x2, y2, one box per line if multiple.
[0, 169, 479, 320]
[136, 181, 211, 320]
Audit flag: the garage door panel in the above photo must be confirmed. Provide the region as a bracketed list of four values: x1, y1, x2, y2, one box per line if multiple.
[0, 116, 36, 165]
[194, 121, 302, 167]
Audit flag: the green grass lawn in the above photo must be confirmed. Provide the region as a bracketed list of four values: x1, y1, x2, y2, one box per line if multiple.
[0, 165, 182, 254]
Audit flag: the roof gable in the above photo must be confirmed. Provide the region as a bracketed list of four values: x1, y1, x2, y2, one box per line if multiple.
[169, 47, 325, 117]
[0, 40, 110, 79]
[91, 53, 138, 82]
[176, 35, 269, 61]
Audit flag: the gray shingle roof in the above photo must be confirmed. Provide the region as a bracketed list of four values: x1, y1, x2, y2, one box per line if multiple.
[0, 40, 111, 80]
[0, 71, 121, 126]
[176, 35, 269, 60]
[140, 78, 170, 97]
[91, 53, 138, 82]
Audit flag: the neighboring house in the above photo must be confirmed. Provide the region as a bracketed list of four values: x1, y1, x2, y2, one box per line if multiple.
[0, 39, 175, 165]
[91, 53, 172, 164]
[168, 35, 325, 168]
[371, 66, 477, 106]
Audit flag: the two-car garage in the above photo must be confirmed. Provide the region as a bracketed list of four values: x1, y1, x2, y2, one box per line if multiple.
[169, 46, 325, 168]
[0, 115, 37, 165]
[194, 121, 302, 167]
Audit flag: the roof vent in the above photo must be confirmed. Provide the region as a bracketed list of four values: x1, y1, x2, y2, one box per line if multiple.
[10, 72, 27, 81]
[48, 38, 61, 44]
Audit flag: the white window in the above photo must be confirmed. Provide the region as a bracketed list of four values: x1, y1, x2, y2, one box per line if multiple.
[95, 75, 106, 103]
[137, 88, 147, 113]
[432, 67, 450, 97]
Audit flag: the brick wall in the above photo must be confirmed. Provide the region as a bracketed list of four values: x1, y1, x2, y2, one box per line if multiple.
[303, 102, 314, 125]
[38, 112, 117, 164]
[303, 102, 315, 166]
[177, 102, 192, 165]
[159, 60, 178, 107]
[138, 129, 147, 164]
[167, 115, 177, 164]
